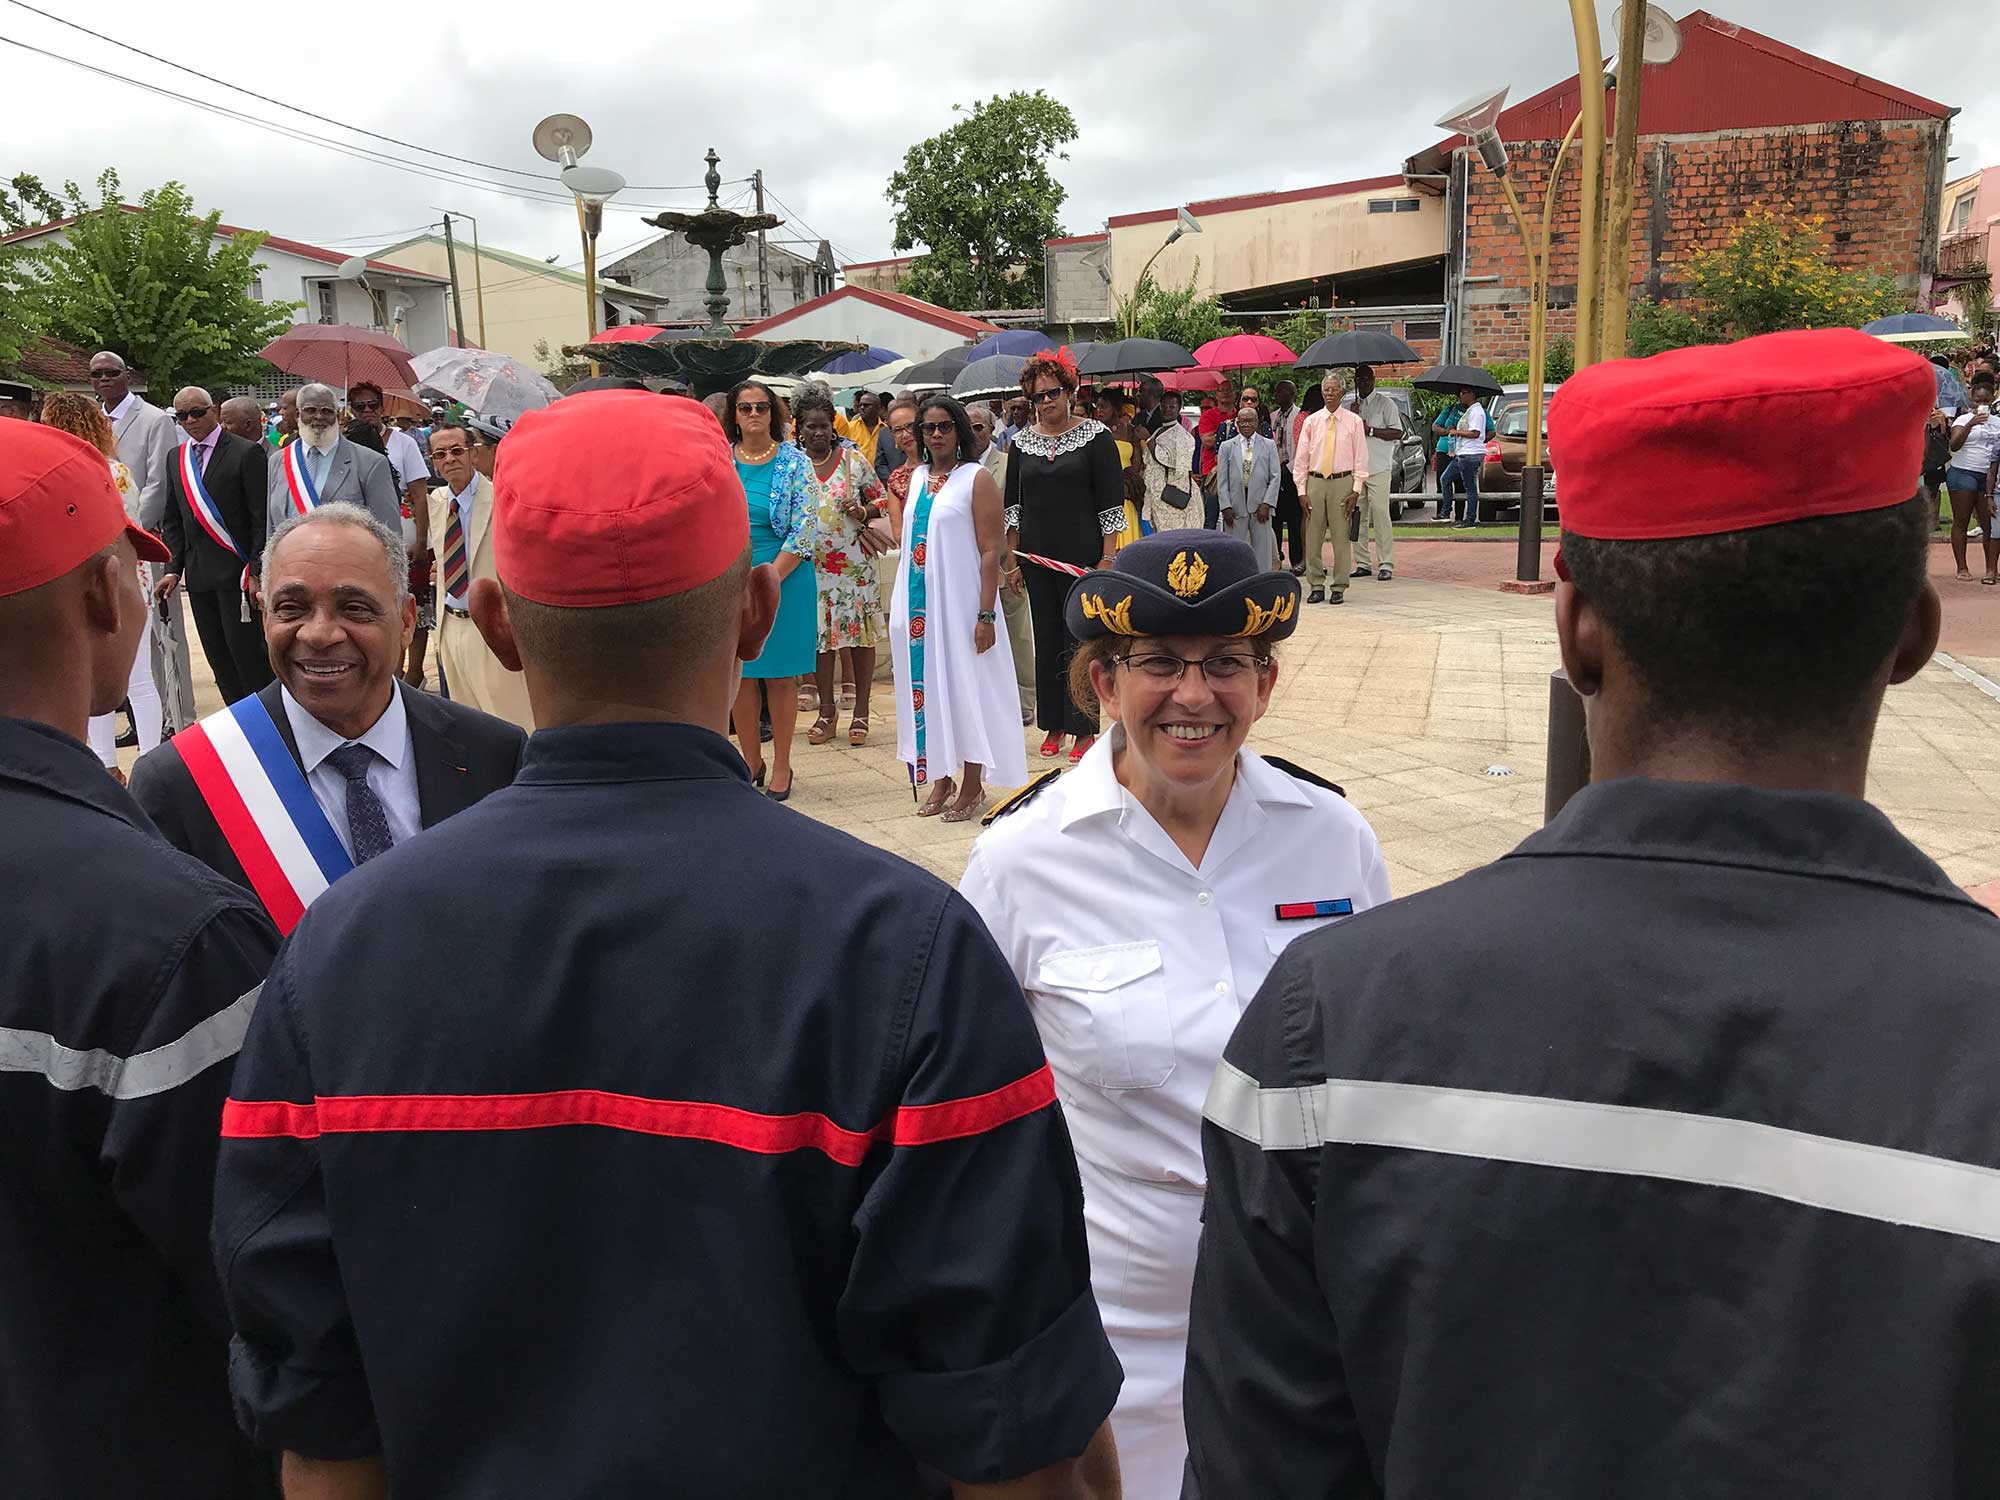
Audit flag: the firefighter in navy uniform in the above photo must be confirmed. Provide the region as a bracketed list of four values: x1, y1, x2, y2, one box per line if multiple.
[0, 424, 280, 1499]
[1184, 328, 2000, 1500]
[212, 391, 1123, 1500]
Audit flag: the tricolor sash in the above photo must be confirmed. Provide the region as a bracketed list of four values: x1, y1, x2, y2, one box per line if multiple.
[171, 694, 353, 934]
[282, 440, 324, 516]
[179, 441, 252, 611]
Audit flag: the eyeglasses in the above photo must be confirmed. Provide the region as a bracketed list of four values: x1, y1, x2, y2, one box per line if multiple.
[172, 406, 211, 422]
[919, 420, 956, 436]
[432, 444, 469, 459]
[350, 398, 382, 413]
[736, 400, 772, 415]
[89, 368, 121, 380]
[1115, 651, 1270, 684]
[889, 422, 915, 437]
[1030, 387, 1066, 404]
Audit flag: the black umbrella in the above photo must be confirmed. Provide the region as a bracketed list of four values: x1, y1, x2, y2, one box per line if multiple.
[900, 344, 978, 386]
[1076, 338, 1196, 377]
[1413, 363, 1503, 397]
[1296, 329, 1421, 367]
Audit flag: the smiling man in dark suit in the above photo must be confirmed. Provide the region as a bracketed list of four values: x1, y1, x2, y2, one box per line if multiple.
[132, 503, 523, 930]
[156, 386, 272, 704]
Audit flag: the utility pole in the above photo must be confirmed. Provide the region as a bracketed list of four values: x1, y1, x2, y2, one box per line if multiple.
[1600, 0, 1652, 362]
[440, 213, 468, 347]
[753, 168, 771, 317]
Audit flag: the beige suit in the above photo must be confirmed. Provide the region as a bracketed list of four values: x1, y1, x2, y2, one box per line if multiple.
[428, 473, 533, 731]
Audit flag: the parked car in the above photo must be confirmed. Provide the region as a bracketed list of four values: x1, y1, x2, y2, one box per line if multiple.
[1338, 389, 1429, 515]
[1475, 383, 1560, 521]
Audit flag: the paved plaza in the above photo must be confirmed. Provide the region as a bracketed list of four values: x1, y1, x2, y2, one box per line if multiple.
[152, 541, 2000, 899]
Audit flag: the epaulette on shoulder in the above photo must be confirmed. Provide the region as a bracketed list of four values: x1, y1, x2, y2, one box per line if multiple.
[1261, 755, 1345, 799]
[980, 768, 1064, 826]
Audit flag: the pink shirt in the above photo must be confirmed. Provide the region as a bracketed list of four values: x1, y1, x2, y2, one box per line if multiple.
[1291, 405, 1369, 493]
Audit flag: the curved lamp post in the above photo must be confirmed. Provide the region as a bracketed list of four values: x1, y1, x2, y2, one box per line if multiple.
[1120, 207, 1202, 338]
[532, 114, 625, 349]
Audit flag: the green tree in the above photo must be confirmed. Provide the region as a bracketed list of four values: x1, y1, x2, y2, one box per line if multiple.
[1623, 297, 1710, 358]
[0, 172, 64, 233]
[887, 91, 1077, 310]
[1684, 204, 1903, 340]
[28, 170, 299, 392]
[1122, 266, 1229, 350]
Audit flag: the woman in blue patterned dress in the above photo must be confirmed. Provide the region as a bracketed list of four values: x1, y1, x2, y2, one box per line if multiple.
[727, 379, 817, 801]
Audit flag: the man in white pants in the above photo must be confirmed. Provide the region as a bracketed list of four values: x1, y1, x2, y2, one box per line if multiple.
[1352, 362, 1402, 581]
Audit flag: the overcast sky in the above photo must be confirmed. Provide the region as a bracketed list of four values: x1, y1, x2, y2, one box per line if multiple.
[4, 0, 1993, 282]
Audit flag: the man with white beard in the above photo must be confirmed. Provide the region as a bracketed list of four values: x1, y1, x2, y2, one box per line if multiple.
[263, 381, 400, 547]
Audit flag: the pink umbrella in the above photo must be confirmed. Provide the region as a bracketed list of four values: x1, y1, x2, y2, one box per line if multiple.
[589, 324, 665, 344]
[257, 323, 417, 391]
[1193, 333, 1297, 370]
[1157, 367, 1225, 393]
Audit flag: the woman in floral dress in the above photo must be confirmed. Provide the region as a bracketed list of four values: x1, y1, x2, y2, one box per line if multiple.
[794, 390, 888, 746]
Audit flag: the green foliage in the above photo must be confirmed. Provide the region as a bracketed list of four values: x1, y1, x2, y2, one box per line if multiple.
[1623, 297, 1710, 358]
[0, 172, 63, 234]
[1958, 279, 1993, 343]
[27, 170, 299, 393]
[1544, 335, 1574, 384]
[1684, 204, 1904, 340]
[0, 243, 46, 369]
[887, 91, 1077, 311]
[1122, 266, 1229, 350]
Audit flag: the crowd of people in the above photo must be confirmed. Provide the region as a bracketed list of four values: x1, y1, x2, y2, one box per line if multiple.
[7, 326, 2000, 1500]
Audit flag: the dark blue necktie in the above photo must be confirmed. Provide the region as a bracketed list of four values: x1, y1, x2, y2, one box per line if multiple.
[326, 743, 393, 864]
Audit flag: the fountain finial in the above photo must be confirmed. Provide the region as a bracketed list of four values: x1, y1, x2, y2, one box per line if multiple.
[643, 150, 783, 335]
[704, 149, 721, 208]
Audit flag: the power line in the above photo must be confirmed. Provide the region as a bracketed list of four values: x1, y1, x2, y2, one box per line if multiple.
[760, 185, 862, 268]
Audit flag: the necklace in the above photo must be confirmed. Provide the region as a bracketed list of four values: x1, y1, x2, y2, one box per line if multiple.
[810, 449, 840, 478]
[737, 440, 778, 463]
[926, 460, 959, 484]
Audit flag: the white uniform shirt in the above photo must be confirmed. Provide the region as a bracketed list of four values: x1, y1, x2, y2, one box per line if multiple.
[279, 683, 422, 858]
[960, 731, 1389, 1187]
[1357, 390, 1403, 473]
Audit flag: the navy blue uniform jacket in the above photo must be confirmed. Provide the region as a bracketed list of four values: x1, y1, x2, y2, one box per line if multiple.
[215, 722, 1120, 1497]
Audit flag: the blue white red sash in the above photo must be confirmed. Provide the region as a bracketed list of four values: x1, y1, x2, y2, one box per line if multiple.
[282, 440, 323, 516]
[171, 694, 353, 934]
[179, 440, 251, 594]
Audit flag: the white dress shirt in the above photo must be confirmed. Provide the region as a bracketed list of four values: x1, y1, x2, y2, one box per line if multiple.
[106, 391, 137, 425]
[959, 729, 1390, 1187]
[280, 683, 422, 858]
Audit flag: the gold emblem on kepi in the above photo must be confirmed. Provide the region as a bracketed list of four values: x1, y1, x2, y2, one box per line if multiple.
[1233, 593, 1297, 637]
[1081, 591, 1137, 634]
[1166, 550, 1208, 599]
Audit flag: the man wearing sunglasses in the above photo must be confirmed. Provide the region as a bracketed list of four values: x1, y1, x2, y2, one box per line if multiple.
[263, 381, 401, 543]
[156, 386, 273, 704]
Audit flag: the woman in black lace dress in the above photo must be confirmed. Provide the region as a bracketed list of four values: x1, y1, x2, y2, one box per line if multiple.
[1004, 350, 1127, 763]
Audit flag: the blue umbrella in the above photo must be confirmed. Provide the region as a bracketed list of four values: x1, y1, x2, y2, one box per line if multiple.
[1862, 313, 1963, 336]
[968, 329, 1054, 360]
[1937, 363, 1971, 411]
[820, 345, 903, 375]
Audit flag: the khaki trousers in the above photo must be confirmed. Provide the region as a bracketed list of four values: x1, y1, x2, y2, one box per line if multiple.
[1303, 473, 1355, 595]
[437, 609, 535, 730]
[1352, 469, 1394, 573]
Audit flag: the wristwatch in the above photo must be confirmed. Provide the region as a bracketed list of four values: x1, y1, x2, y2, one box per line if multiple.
[977, 610, 997, 624]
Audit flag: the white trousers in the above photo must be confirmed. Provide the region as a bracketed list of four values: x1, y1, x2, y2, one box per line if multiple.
[1076, 1152, 1205, 1500]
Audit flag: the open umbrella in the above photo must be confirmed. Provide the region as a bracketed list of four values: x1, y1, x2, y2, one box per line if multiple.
[1936, 362, 1971, 410]
[1863, 312, 1965, 342]
[820, 357, 913, 392]
[258, 322, 417, 391]
[411, 346, 562, 422]
[952, 354, 1029, 399]
[1413, 363, 1502, 398]
[1158, 368, 1225, 393]
[1076, 338, 1196, 377]
[901, 344, 978, 386]
[1296, 328, 1421, 367]
[969, 329, 1054, 360]
[1194, 333, 1296, 370]
[588, 324, 666, 345]
[821, 345, 903, 375]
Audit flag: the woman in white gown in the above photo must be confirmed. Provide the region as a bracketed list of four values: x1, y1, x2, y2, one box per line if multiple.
[891, 394, 1026, 820]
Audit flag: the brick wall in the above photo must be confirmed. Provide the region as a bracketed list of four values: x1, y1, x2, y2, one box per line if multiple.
[1458, 119, 1946, 362]
[1045, 240, 1111, 324]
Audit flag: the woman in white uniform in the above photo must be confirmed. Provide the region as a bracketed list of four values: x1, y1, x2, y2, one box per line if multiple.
[959, 529, 1389, 1497]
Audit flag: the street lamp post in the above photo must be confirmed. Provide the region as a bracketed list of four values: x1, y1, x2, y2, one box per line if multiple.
[531, 114, 626, 360]
[1120, 207, 1202, 339]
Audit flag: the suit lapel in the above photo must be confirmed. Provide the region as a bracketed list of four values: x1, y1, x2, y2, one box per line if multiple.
[402, 681, 473, 828]
[323, 440, 355, 502]
[466, 473, 494, 565]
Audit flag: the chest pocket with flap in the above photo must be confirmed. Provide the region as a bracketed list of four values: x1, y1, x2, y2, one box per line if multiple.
[1036, 940, 1175, 1090]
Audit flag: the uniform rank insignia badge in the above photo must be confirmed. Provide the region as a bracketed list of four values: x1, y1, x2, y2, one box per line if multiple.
[1274, 899, 1354, 920]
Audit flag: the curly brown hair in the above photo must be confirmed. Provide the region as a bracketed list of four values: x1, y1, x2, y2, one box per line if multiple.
[1019, 351, 1078, 397]
[38, 391, 117, 457]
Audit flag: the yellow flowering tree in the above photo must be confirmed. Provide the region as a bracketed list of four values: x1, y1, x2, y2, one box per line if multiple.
[1684, 204, 1903, 340]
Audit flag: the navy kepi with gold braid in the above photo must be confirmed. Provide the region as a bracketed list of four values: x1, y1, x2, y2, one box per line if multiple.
[1065, 528, 1302, 643]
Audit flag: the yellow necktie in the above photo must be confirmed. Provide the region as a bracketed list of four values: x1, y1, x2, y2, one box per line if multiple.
[1318, 408, 1340, 475]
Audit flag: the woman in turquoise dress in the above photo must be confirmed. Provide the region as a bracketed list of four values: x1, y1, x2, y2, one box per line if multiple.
[727, 379, 818, 801]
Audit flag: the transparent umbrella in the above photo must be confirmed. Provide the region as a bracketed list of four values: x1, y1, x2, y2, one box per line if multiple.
[410, 347, 562, 422]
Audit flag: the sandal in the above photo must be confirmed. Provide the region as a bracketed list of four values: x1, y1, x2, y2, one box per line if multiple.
[941, 792, 990, 824]
[808, 714, 837, 745]
[1986, 576, 1998, 586]
[848, 716, 869, 746]
[916, 777, 955, 817]
[1040, 734, 1064, 759]
[1068, 735, 1097, 765]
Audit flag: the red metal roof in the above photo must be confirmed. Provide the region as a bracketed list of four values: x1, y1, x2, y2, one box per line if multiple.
[1108, 174, 1409, 230]
[1043, 232, 1108, 247]
[734, 284, 1001, 341]
[1418, 8, 1952, 162]
[0, 207, 445, 281]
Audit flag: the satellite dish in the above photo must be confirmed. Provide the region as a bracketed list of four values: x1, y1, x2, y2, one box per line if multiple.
[1175, 206, 1203, 237]
[1610, 4, 1683, 66]
[335, 255, 369, 281]
[561, 164, 626, 205]
[532, 113, 593, 166]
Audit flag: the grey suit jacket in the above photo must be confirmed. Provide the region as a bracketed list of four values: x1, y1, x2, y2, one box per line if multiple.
[111, 397, 180, 532]
[1216, 433, 1281, 518]
[265, 437, 402, 544]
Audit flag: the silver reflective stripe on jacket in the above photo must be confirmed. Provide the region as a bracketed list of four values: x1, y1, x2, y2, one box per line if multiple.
[0, 985, 261, 1100]
[1203, 1059, 2000, 1245]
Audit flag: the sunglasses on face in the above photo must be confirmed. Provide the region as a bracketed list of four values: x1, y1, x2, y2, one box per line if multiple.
[89, 369, 120, 380]
[920, 420, 955, 436]
[1030, 387, 1066, 404]
[173, 406, 211, 422]
[350, 398, 382, 413]
[736, 401, 772, 415]
[432, 444, 469, 459]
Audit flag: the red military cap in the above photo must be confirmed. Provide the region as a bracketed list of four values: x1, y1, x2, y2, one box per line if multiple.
[491, 390, 750, 608]
[0, 422, 170, 597]
[1549, 328, 1934, 541]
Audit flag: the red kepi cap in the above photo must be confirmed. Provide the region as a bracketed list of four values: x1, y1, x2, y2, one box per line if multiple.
[1549, 328, 1935, 542]
[0, 423, 170, 596]
[492, 391, 750, 608]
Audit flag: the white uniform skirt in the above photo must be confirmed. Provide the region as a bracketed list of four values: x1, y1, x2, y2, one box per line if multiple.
[1077, 1151, 1206, 1499]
